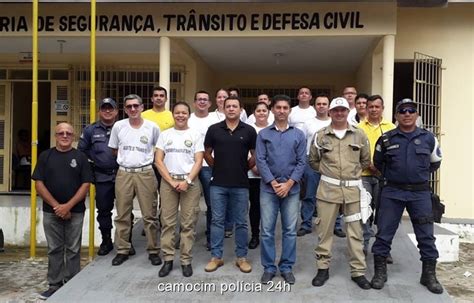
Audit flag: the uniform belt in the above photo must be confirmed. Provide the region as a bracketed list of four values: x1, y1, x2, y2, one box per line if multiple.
[170, 174, 188, 180]
[119, 164, 153, 173]
[321, 175, 361, 187]
[386, 181, 430, 192]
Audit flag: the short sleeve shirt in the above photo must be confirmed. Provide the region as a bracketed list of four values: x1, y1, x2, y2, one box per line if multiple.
[204, 120, 257, 188]
[32, 148, 93, 213]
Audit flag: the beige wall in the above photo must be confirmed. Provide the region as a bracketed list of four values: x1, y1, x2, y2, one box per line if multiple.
[396, 4, 474, 219]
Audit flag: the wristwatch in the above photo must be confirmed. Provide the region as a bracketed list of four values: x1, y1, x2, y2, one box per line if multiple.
[185, 178, 194, 186]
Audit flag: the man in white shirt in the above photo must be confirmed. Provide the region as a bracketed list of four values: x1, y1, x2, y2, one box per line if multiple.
[108, 94, 161, 267]
[343, 86, 358, 125]
[188, 90, 219, 250]
[288, 86, 316, 130]
[246, 93, 274, 125]
[298, 95, 331, 237]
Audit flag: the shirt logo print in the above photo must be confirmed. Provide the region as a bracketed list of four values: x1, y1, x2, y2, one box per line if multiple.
[140, 136, 149, 144]
[70, 159, 77, 168]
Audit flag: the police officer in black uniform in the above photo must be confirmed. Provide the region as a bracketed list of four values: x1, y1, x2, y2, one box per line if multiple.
[78, 98, 135, 256]
[370, 99, 443, 294]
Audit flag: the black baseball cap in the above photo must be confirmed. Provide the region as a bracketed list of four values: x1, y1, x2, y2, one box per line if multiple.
[396, 98, 417, 111]
[100, 98, 117, 109]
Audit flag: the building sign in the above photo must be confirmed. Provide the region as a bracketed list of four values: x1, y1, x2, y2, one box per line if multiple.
[0, 3, 396, 37]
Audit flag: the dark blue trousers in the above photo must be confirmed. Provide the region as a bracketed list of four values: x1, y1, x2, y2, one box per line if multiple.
[95, 181, 115, 234]
[372, 186, 439, 261]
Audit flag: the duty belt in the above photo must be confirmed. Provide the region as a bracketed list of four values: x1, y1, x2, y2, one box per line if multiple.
[321, 175, 361, 187]
[119, 164, 153, 173]
[385, 181, 430, 192]
[170, 174, 188, 180]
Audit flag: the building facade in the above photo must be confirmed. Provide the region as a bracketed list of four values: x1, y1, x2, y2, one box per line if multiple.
[0, 0, 472, 219]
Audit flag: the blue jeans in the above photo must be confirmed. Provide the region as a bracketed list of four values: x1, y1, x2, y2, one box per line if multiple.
[300, 162, 320, 231]
[43, 211, 84, 287]
[198, 167, 212, 244]
[260, 191, 299, 274]
[210, 186, 249, 258]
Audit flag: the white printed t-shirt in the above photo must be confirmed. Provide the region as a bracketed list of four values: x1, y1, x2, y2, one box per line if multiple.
[288, 105, 316, 131]
[246, 112, 275, 126]
[188, 113, 219, 167]
[108, 119, 160, 168]
[302, 117, 331, 155]
[156, 127, 204, 175]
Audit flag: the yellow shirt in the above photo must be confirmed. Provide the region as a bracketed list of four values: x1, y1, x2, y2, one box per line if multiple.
[141, 109, 174, 131]
[358, 118, 396, 176]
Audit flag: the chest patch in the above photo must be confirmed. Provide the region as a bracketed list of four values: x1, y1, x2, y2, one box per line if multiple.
[184, 140, 193, 147]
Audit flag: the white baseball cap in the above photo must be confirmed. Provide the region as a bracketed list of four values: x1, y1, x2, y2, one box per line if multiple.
[329, 97, 350, 110]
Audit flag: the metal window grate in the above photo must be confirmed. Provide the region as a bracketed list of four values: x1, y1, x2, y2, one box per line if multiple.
[413, 52, 442, 194]
[71, 66, 184, 134]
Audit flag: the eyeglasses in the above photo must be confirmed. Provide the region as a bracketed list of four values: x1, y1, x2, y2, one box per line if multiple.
[397, 108, 417, 114]
[55, 131, 74, 137]
[125, 104, 141, 109]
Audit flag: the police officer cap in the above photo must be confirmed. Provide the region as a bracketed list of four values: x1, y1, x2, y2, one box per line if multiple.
[329, 97, 350, 110]
[100, 98, 117, 109]
[396, 98, 417, 111]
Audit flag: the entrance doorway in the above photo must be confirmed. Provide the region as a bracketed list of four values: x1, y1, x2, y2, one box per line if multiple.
[11, 81, 51, 191]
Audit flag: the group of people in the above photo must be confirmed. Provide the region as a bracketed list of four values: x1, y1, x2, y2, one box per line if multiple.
[33, 85, 444, 299]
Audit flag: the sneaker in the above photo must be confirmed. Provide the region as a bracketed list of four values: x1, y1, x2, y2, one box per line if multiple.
[205, 257, 224, 272]
[235, 257, 252, 273]
[38, 287, 60, 300]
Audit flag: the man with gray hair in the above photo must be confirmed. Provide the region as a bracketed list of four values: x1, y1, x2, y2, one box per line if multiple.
[108, 94, 162, 267]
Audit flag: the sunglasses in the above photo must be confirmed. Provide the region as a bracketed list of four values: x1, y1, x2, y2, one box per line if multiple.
[125, 104, 141, 109]
[55, 131, 74, 137]
[397, 108, 417, 114]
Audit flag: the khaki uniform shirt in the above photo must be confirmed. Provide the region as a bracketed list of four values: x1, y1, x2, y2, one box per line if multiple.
[309, 124, 370, 204]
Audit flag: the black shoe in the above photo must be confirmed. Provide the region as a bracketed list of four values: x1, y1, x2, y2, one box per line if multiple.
[334, 229, 346, 238]
[248, 237, 259, 249]
[129, 245, 136, 256]
[38, 286, 61, 300]
[159, 261, 173, 277]
[312, 269, 329, 287]
[141, 229, 146, 236]
[281, 272, 296, 285]
[420, 260, 444, 294]
[351, 275, 371, 290]
[297, 228, 311, 237]
[206, 242, 211, 251]
[149, 254, 162, 266]
[112, 254, 129, 266]
[313, 209, 318, 217]
[386, 254, 393, 264]
[182, 264, 193, 277]
[225, 230, 233, 238]
[97, 238, 113, 256]
[261, 272, 276, 284]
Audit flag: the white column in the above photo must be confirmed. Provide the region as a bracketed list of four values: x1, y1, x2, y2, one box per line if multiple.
[159, 36, 171, 110]
[382, 34, 395, 121]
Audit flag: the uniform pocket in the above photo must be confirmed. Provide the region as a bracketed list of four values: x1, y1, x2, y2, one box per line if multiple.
[415, 148, 431, 168]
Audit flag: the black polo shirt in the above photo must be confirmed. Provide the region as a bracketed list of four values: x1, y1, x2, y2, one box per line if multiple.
[204, 120, 257, 188]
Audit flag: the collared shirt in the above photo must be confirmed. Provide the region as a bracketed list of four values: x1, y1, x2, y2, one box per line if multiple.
[256, 123, 306, 194]
[374, 127, 442, 184]
[309, 124, 370, 204]
[358, 118, 396, 176]
[78, 121, 118, 182]
[204, 120, 257, 188]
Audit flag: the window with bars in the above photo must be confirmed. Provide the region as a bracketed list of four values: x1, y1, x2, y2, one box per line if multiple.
[71, 66, 185, 133]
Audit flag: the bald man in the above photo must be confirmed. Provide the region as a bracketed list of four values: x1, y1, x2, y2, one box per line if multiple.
[33, 123, 93, 299]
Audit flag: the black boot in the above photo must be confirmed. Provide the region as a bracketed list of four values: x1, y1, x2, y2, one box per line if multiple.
[98, 232, 113, 256]
[312, 269, 329, 287]
[371, 255, 387, 289]
[420, 260, 443, 294]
